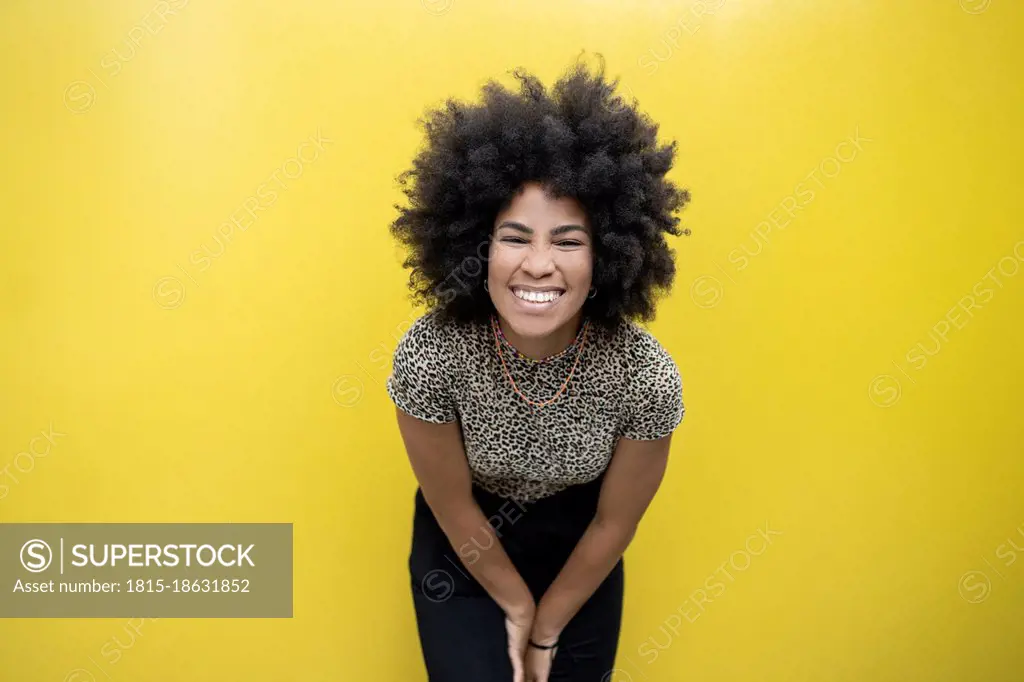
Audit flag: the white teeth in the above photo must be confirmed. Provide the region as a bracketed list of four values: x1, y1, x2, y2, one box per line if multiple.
[513, 288, 563, 303]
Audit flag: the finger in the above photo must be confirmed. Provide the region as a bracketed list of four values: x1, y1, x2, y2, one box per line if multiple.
[510, 652, 524, 682]
[541, 655, 553, 682]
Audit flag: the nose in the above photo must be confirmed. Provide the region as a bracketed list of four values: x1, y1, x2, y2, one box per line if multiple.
[520, 245, 556, 278]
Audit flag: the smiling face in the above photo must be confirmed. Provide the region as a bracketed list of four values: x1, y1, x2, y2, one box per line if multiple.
[487, 182, 594, 347]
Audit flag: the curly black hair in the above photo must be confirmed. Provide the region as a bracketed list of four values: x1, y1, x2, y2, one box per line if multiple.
[389, 53, 690, 330]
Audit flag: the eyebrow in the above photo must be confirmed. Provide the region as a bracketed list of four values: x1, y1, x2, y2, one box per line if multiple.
[496, 221, 588, 237]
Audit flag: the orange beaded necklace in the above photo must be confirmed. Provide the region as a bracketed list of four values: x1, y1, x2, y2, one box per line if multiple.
[491, 315, 590, 408]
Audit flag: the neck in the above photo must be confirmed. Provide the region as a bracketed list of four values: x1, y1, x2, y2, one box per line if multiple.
[498, 313, 584, 362]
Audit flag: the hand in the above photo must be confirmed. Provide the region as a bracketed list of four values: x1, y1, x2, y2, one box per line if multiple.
[504, 603, 535, 682]
[524, 633, 559, 682]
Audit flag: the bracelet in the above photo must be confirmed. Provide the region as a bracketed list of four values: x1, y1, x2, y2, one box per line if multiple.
[528, 638, 558, 650]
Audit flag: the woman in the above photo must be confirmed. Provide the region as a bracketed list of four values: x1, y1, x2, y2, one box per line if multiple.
[386, 56, 690, 682]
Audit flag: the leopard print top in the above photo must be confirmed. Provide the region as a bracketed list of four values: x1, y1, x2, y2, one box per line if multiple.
[386, 309, 685, 503]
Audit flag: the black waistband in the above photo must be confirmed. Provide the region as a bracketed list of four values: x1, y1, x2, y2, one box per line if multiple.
[414, 473, 605, 542]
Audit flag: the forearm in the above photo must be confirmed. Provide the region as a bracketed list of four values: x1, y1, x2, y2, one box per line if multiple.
[399, 410, 534, 618]
[532, 518, 636, 639]
[433, 501, 534, 617]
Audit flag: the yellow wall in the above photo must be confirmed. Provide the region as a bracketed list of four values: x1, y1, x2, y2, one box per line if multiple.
[2, 0, 1022, 679]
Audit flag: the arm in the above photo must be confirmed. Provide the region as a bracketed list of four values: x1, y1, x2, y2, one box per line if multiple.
[395, 407, 534, 619]
[529, 433, 673, 643]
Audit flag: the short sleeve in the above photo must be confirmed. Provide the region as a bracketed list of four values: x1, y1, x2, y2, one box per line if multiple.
[385, 312, 458, 424]
[620, 331, 685, 441]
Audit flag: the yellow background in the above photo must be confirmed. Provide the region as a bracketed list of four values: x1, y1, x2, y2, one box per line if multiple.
[1, 0, 1022, 679]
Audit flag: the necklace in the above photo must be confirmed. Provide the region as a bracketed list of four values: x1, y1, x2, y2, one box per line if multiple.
[491, 315, 590, 408]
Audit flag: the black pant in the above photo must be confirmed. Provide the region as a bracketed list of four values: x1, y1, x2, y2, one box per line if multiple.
[409, 476, 623, 681]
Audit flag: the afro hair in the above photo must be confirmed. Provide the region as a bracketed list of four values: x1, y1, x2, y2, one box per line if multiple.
[389, 53, 691, 330]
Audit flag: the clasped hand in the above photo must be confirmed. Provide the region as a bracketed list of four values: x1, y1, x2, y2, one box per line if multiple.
[505, 602, 561, 682]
